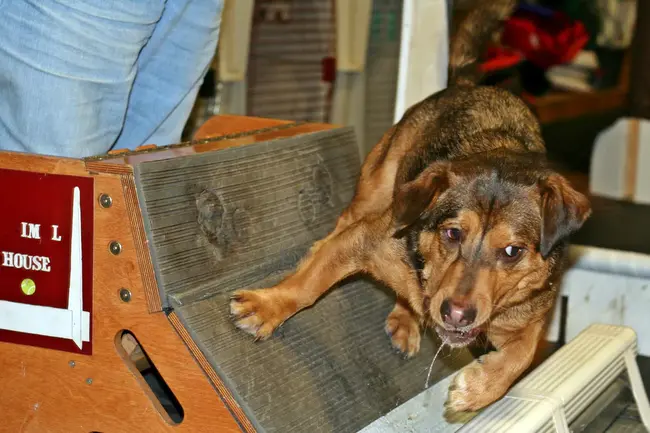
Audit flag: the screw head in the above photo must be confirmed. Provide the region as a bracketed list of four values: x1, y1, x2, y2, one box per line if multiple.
[68, 360, 76, 368]
[99, 193, 113, 208]
[109, 241, 122, 255]
[119, 288, 132, 303]
[86, 378, 93, 385]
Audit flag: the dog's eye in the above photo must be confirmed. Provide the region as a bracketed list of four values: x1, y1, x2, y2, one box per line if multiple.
[444, 228, 462, 242]
[502, 245, 524, 261]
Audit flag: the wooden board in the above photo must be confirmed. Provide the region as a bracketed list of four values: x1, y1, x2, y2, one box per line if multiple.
[135, 127, 361, 306]
[133, 125, 471, 432]
[0, 153, 244, 433]
[192, 114, 295, 139]
[89, 115, 337, 167]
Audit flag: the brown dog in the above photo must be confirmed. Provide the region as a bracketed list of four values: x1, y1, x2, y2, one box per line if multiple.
[230, 0, 591, 413]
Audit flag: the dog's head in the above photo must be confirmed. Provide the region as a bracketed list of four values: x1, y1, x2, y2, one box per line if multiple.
[393, 150, 591, 347]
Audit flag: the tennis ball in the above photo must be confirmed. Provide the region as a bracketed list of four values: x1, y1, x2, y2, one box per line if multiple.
[21, 278, 36, 296]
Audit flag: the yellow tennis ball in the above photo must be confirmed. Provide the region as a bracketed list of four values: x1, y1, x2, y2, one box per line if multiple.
[21, 278, 36, 296]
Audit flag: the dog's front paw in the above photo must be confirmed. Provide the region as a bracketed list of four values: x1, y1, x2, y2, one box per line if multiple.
[445, 359, 505, 413]
[385, 308, 421, 358]
[229, 288, 297, 340]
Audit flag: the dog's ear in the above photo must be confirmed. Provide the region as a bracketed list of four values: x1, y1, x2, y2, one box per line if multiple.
[393, 163, 450, 234]
[539, 174, 591, 258]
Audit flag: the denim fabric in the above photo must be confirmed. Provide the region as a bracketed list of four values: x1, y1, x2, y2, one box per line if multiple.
[0, 0, 222, 157]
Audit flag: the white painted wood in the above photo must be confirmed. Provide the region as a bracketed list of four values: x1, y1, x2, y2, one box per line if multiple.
[635, 119, 650, 203]
[460, 324, 648, 432]
[546, 291, 564, 343]
[590, 117, 650, 204]
[589, 118, 628, 199]
[335, 0, 372, 72]
[567, 245, 650, 279]
[625, 349, 650, 429]
[218, 0, 254, 82]
[552, 246, 650, 356]
[330, 0, 372, 158]
[69, 186, 83, 349]
[358, 355, 475, 433]
[216, 0, 253, 116]
[394, 0, 449, 123]
[219, 81, 247, 115]
[548, 245, 650, 353]
[362, 324, 650, 432]
[361, 0, 403, 159]
[565, 270, 625, 336]
[331, 72, 366, 161]
[0, 301, 90, 342]
[564, 271, 650, 355]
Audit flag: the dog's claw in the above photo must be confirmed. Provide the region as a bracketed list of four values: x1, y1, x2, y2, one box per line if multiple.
[237, 311, 256, 320]
[385, 306, 422, 358]
[229, 288, 296, 340]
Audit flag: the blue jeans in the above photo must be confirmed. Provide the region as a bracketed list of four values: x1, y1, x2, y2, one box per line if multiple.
[0, 0, 223, 158]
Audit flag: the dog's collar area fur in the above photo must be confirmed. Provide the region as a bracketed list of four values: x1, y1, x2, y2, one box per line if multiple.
[405, 229, 425, 287]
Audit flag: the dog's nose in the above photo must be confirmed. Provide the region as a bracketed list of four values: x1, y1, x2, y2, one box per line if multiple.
[440, 298, 477, 327]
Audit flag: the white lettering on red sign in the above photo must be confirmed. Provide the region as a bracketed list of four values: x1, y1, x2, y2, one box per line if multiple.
[51, 225, 62, 242]
[4, 222, 59, 273]
[20, 222, 40, 240]
[1, 251, 51, 272]
[19, 222, 62, 242]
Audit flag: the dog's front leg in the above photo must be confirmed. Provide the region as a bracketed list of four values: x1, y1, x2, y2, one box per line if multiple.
[230, 213, 390, 339]
[445, 320, 544, 413]
[385, 299, 422, 358]
[364, 239, 425, 358]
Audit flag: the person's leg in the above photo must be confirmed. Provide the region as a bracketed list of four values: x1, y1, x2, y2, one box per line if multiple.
[114, 0, 223, 149]
[0, 0, 166, 157]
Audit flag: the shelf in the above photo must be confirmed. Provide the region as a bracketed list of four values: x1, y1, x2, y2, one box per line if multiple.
[525, 87, 628, 124]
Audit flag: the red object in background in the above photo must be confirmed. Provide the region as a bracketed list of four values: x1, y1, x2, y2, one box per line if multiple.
[480, 45, 524, 73]
[501, 9, 589, 69]
[0, 169, 94, 355]
[321, 56, 336, 83]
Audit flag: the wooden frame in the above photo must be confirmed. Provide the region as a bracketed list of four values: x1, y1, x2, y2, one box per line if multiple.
[0, 115, 337, 433]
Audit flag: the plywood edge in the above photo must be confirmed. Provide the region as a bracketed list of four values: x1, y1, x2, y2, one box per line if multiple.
[121, 173, 164, 312]
[84, 161, 164, 313]
[0, 151, 90, 176]
[193, 115, 294, 139]
[85, 160, 134, 175]
[168, 311, 258, 433]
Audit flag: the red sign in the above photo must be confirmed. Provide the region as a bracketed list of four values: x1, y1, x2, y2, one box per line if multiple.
[0, 168, 94, 355]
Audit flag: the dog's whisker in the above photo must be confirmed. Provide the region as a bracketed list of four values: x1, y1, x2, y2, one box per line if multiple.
[425, 338, 448, 389]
